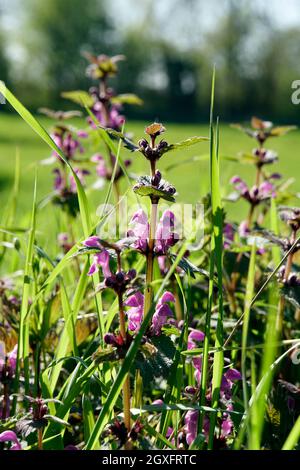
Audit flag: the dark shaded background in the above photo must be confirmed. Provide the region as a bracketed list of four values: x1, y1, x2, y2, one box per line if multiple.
[1, 0, 300, 122]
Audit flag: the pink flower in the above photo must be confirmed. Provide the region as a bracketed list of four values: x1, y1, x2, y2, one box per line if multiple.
[128, 209, 149, 253]
[224, 223, 234, 249]
[0, 430, 22, 450]
[128, 209, 178, 255]
[88, 251, 111, 278]
[91, 154, 108, 179]
[51, 130, 85, 161]
[230, 176, 248, 196]
[152, 399, 164, 406]
[184, 410, 198, 446]
[151, 291, 175, 335]
[187, 329, 205, 350]
[221, 368, 242, 399]
[125, 291, 144, 331]
[69, 168, 89, 193]
[82, 238, 112, 279]
[7, 345, 17, 372]
[77, 130, 88, 139]
[238, 220, 250, 238]
[109, 106, 125, 129]
[155, 210, 178, 255]
[187, 330, 204, 384]
[124, 291, 175, 333]
[0, 344, 17, 374]
[231, 176, 276, 204]
[53, 168, 64, 191]
[83, 236, 102, 249]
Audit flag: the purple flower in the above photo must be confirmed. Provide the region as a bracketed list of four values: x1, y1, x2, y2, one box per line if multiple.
[188, 329, 205, 350]
[230, 175, 248, 195]
[0, 430, 22, 450]
[128, 209, 178, 255]
[53, 168, 64, 191]
[109, 106, 125, 130]
[88, 101, 125, 131]
[83, 236, 102, 249]
[238, 220, 250, 238]
[221, 415, 233, 437]
[125, 291, 144, 331]
[184, 410, 198, 446]
[152, 399, 164, 406]
[124, 291, 175, 333]
[58, 233, 72, 253]
[70, 168, 89, 193]
[157, 255, 168, 274]
[83, 236, 112, 278]
[224, 223, 234, 249]
[231, 176, 276, 205]
[0, 344, 17, 374]
[187, 330, 204, 383]
[151, 291, 175, 335]
[58, 233, 69, 244]
[155, 210, 178, 255]
[51, 130, 85, 161]
[221, 368, 242, 399]
[77, 130, 89, 139]
[128, 209, 149, 252]
[225, 368, 242, 382]
[93, 155, 108, 179]
[88, 251, 111, 278]
[7, 345, 17, 372]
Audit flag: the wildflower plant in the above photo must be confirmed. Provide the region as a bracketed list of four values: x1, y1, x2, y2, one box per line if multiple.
[1, 58, 300, 454]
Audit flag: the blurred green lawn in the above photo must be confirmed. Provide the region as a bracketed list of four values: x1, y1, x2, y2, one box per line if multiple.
[0, 112, 299, 249]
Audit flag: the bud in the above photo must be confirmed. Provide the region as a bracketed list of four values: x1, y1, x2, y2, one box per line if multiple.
[151, 170, 162, 187]
[105, 277, 115, 288]
[104, 333, 116, 345]
[127, 269, 136, 280]
[116, 272, 125, 284]
[138, 138, 148, 149]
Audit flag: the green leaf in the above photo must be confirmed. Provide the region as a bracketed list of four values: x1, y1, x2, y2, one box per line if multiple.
[161, 136, 209, 155]
[61, 90, 94, 108]
[0, 83, 92, 238]
[92, 347, 120, 364]
[170, 254, 210, 279]
[134, 185, 175, 202]
[14, 174, 37, 402]
[133, 175, 176, 202]
[93, 126, 139, 152]
[135, 335, 176, 383]
[282, 415, 300, 450]
[44, 415, 70, 428]
[269, 126, 297, 137]
[111, 93, 143, 106]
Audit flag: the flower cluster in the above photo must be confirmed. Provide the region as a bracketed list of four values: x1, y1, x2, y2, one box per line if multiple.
[184, 329, 241, 445]
[125, 290, 175, 335]
[128, 209, 178, 255]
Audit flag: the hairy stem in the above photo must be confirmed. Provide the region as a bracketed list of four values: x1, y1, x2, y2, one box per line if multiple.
[37, 428, 43, 450]
[144, 197, 158, 316]
[118, 293, 131, 441]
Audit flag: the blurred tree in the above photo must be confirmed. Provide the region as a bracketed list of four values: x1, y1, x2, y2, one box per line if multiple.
[198, 0, 260, 120]
[24, 0, 113, 107]
[0, 16, 9, 86]
[257, 27, 300, 122]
